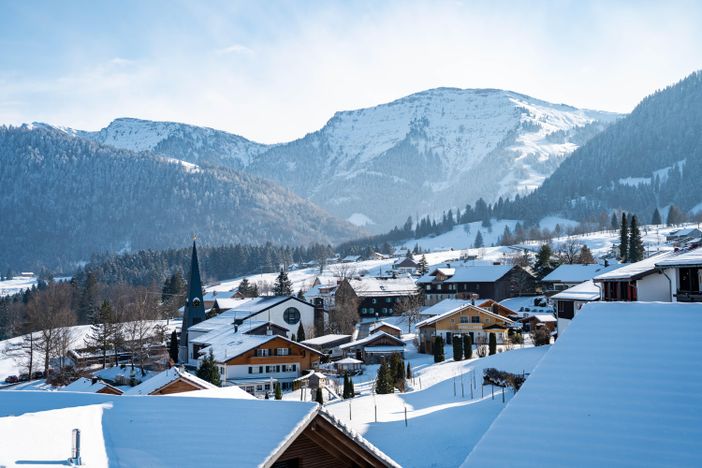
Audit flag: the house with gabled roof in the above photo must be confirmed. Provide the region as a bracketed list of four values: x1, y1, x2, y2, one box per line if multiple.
[551, 279, 602, 334]
[415, 303, 514, 354]
[60, 377, 123, 395]
[655, 247, 702, 302]
[204, 334, 324, 396]
[593, 251, 675, 301]
[338, 332, 406, 364]
[335, 275, 420, 319]
[369, 321, 402, 338]
[124, 367, 215, 396]
[541, 263, 620, 294]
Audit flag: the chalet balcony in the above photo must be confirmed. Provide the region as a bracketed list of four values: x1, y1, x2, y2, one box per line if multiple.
[675, 290, 702, 302]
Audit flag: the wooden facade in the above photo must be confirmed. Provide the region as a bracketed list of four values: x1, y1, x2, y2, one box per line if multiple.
[150, 377, 209, 395]
[220, 336, 322, 369]
[269, 412, 397, 467]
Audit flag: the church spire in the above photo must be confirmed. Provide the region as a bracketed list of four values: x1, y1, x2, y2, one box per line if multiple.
[180, 238, 206, 363]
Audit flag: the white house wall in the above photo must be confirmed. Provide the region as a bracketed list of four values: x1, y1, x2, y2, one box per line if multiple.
[225, 363, 301, 381]
[636, 273, 671, 302]
[248, 300, 315, 336]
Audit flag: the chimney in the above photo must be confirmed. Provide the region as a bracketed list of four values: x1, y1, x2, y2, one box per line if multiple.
[90, 377, 98, 385]
[470, 293, 478, 306]
[70, 428, 82, 465]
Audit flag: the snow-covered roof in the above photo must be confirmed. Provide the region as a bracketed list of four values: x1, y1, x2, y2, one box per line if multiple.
[421, 299, 473, 317]
[190, 320, 282, 346]
[369, 321, 401, 333]
[463, 302, 702, 468]
[394, 257, 419, 268]
[551, 280, 601, 301]
[204, 334, 323, 363]
[530, 314, 557, 323]
[203, 289, 238, 302]
[667, 227, 701, 238]
[348, 276, 418, 297]
[60, 377, 121, 394]
[214, 296, 309, 315]
[338, 331, 405, 350]
[594, 251, 675, 281]
[655, 247, 702, 267]
[169, 384, 256, 400]
[415, 303, 514, 329]
[444, 265, 514, 283]
[335, 357, 363, 365]
[343, 255, 362, 262]
[124, 367, 214, 395]
[541, 263, 620, 283]
[301, 334, 351, 346]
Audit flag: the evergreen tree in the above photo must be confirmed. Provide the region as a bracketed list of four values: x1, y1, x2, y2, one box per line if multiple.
[296, 289, 305, 300]
[473, 231, 484, 248]
[463, 334, 473, 359]
[390, 352, 405, 390]
[577, 245, 595, 264]
[433, 336, 445, 363]
[342, 374, 350, 399]
[619, 213, 629, 261]
[418, 255, 429, 276]
[406, 362, 412, 380]
[84, 300, 119, 369]
[196, 350, 221, 386]
[488, 333, 497, 356]
[274, 381, 282, 400]
[348, 376, 355, 398]
[272, 269, 293, 296]
[610, 212, 619, 230]
[315, 387, 324, 404]
[534, 244, 555, 278]
[296, 322, 306, 342]
[375, 358, 394, 394]
[452, 335, 463, 361]
[168, 329, 179, 363]
[628, 215, 645, 262]
[651, 208, 662, 225]
[667, 204, 686, 225]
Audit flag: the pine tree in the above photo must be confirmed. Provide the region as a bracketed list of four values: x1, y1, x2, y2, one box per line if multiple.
[406, 362, 412, 380]
[273, 269, 293, 296]
[628, 215, 645, 262]
[473, 231, 484, 248]
[619, 213, 629, 261]
[274, 381, 282, 400]
[577, 245, 595, 264]
[418, 255, 429, 276]
[488, 333, 497, 356]
[342, 374, 350, 398]
[296, 289, 305, 300]
[348, 376, 355, 398]
[296, 322, 306, 342]
[168, 329, 179, 363]
[534, 244, 554, 278]
[196, 350, 221, 386]
[390, 352, 405, 390]
[463, 334, 473, 359]
[610, 212, 619, 230]
[433, 336, 445, 363]
[375, 358, 394, 394]
[315, 387, 324, 404]
[651, 208, 662, 225]
[84, 300, 119, 369]
[452, 335, 463, 361]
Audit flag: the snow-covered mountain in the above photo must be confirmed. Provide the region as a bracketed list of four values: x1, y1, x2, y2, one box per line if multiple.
[55, 118, 270, 169]
[38, 88, 619, 232]
[248, 88, 619, 231]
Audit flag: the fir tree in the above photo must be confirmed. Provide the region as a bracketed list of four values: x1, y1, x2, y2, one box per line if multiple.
[667, 204, 686, 225]
[534, 244, 555, 278]
[452, 335, 463, 361]
[433, 336, 445, 363]
[315, 387, 324, 404]
[610, 212, 619, 230]
[390, 352, 405, 390]
[577, 245, 595, 264]
[342, 374, 350, 398]
[651, 208, 662, 225]
[168, 329, 179, 363]
[274, 381, 282, 400]
[375, 358, 394, 394]
[628, 215, 645, 262]
[418, 255, 429, 276]
[473, 231, 484, 248]
[488, 333, 497, 356]
[463, 334, 473, 359]
[196, 350, 221, 386]
[296, 289, 305, 300]
[273, 269, 293, 296]
[619, 213, 629, 261]
[406, 362, 412, 380]
[84, 300, 119, 369]
[296, 322, 306, 342]
[348, 376, 355, 398]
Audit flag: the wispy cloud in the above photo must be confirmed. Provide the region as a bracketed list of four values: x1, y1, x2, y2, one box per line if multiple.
[214, 44, 254, 56]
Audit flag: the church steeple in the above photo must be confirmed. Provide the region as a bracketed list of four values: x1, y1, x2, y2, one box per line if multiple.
[180, 238, 206, 363]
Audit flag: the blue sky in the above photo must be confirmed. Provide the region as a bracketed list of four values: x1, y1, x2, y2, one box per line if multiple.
[1, 0, 701, 143]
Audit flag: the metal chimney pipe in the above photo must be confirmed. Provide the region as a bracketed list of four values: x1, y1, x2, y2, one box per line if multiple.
[70, 428, 82, 465]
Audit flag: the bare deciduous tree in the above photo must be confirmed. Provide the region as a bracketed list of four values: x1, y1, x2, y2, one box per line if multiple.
[394, 294, 424, 333]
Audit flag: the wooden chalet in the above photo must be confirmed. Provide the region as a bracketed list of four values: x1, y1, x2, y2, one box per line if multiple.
[61, 377, 124, 396]
[478, 299, 520, 321]
[125, 367, 215, 396]
[368, 321, 402, 338]
[335, 276, 420, 319]
[415, 303, 514, 354]
[338, 332, 406, 364]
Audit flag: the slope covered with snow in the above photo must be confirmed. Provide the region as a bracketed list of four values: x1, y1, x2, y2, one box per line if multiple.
[249, 88, 619, 231]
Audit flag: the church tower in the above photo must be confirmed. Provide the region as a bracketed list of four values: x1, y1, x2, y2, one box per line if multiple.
[179, 239, 206, 363]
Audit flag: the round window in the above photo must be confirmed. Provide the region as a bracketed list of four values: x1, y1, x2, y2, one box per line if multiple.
[284, 307, 301, 324]
[192, 297, 201, 308]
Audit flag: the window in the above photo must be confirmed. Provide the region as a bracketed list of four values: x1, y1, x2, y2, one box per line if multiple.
[276, 348, 290, 356]
[248, 366, 263, 374]
[385, 297, 392, 303]
[471, 316, 480, 323]
[283, 307, 301, 324]
[256, 385, 263, 391]
[256, 349, 270, 357]
[460, 316, 469, 324]
[426, 285, 432, 291]
[372, 298, 377, 304]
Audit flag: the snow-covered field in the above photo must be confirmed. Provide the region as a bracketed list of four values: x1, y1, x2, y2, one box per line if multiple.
[0, 275, 37, 298]
[321, 333, 549, 467]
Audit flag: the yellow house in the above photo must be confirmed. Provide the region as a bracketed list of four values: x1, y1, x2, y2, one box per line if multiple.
[415, 303, 514, 354]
